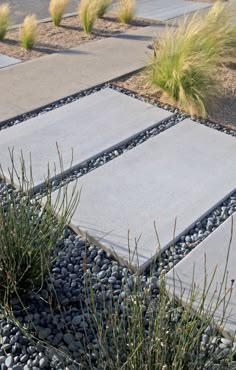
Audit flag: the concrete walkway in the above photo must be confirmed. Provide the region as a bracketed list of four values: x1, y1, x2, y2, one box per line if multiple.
[0, 24, 164, 122]
[8, 0, 210, 25]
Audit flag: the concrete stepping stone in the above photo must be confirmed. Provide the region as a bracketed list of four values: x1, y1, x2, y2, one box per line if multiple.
[50, 119, 236, 272]
[135, 0, 211, 21]
[0, 88, 172, 190]
[165, 213, 236, 340]
[0, 54, 21, 69]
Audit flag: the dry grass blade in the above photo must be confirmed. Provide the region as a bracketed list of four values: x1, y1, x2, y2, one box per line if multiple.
[20, 15, 38, 50]
[96, 0, 112, 18]
[117, 0, 135, 24]
[149, 2, 236, 117]
[49, 0, 69, 26]
[0, 3, 10, 41]
[79, 0, 98, 35]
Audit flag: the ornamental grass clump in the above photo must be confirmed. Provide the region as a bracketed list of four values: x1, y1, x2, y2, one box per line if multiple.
[96, 0, 112, 18]
[0, 158, 79, 303]
[77, 248, 235, 369]
[79, 0, 98, 35]
[20, 15, 38, 50]
[149, 2, 236, 117]
[0, 3, 10, 41]
[49, 0, 69, 26]
[117, 0, 135, 24]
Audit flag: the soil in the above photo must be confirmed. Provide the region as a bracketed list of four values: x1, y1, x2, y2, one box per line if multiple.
[114, 57, 236, 128]
[0, 15, 148, 62]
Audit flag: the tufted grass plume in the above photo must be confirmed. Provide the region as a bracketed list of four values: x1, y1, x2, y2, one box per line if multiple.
[0, 3, 10, 41]
[49, 0, 69, 26]
[79, 0, 98, 35]
[20, 15, 38, 50]
[149, 2, 236, 117]
[117, 0, 135, 24]
[96, 0, 112, 18]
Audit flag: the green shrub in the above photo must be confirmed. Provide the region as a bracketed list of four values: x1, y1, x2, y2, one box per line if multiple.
[149, 2, 236, 117]
[79, 0, 98, 35]
[0, 3, 10, 41]
[49, 0, 69, 26]
[20, 15, 38, 50]
[96, 0, 112, 18]
[0, 162, 78, 303]
[117, 0, 135, 24]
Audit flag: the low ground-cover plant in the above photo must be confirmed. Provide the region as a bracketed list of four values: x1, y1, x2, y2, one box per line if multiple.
[0, 3, 10, 41]
[49, 0, 69, 26]
[117, 0, 136, 24]
[20, 15, 38, 50]
[96, 0, 112, 18]
[149, 2, 236, 117]
[79, 0, 98, 35]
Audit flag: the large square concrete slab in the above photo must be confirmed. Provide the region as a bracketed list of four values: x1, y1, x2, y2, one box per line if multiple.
[50, 119, 236, 272]
[0, 88, 172, 189]
[135, 0, 211, 21]
[0, 53, 21, 69]
[165, 214, 236, 340]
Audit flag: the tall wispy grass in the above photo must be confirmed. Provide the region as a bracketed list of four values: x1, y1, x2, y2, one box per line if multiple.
[117, 0, 135, 24]
[149, 2, 236, 117]
[96, 0, 112, 18]
[79, 0, 98, 35]
[49, 0, 69, 26]
[0, 3, 10, 41]
[20, 15, 38, 50]
[0, 156, 79, 303]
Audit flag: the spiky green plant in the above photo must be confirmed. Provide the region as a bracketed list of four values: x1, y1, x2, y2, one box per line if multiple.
[0, 3, 10, 41]
[79, 0, 98, 35]
[0, 156, 79, 303]
[20, 15, 38, 50]
[49, 0, 69, 26]
[149, 2, 236, 117]
[117, 0, 135, 24]
[96, 0, 112, 18]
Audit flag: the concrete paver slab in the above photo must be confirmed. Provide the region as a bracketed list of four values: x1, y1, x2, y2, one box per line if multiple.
[0, 24, 164, 123]
[0, 87, 172, 189]
[134, 0, 211, 21]
[0, 54, 21, 69]
[165, 214, 236, 340]
[50, 119, 236, 272]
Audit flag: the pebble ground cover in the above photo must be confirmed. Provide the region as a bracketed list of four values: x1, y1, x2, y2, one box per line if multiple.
[0, 2, 236, 369]
[0, 84, 236, 368]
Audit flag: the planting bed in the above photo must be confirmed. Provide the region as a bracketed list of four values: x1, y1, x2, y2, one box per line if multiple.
[114, 60, 236, 127]
[0, 179, 236, 369]
[0, 15, 148, 62]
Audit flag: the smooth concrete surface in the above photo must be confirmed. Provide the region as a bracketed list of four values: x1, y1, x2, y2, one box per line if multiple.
[0, 87, 172, 189]
[8, 0, 210, 25]
[50, 119, 236, 272]
[165, 214, 236, 340]
[0, 24, 165, 123]
[134, 0, 211, 21]
[0, 54, 21, 69]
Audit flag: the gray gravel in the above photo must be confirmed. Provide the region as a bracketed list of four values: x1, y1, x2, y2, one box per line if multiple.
[0, 86, 236, 369]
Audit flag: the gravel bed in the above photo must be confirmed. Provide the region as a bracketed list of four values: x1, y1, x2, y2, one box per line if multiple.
[1, 181, 236, 369]
[0, 86, 236, 369]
